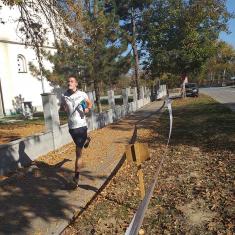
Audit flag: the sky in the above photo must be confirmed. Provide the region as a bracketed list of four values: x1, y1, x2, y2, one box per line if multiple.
[219, 0, 235, 47]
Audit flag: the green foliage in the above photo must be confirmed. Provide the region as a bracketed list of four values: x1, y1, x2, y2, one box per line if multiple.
[198, 41, 235, 85]
[142, 0, 233, 78]
[37, 1, 132, 112]
[3, 0, 234, 92]
[114, 0, 152, 98]
[2, 0, 23, 6]
[48, 1, 131, 88]
[114, 0, 152, 39]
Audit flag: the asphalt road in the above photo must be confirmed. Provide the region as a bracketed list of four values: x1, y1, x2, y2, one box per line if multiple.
[200, 86, 235, 111]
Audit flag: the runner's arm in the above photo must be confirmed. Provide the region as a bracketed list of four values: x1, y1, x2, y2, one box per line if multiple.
[85, 98, 92, 113]
[60, 96, 68, 112]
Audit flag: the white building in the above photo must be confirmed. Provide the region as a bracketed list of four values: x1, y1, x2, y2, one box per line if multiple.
[0, 2, 60, 116]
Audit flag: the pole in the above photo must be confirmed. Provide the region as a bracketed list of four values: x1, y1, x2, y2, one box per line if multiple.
[137, 165, 145, 200]
[135, 143, 146, 199]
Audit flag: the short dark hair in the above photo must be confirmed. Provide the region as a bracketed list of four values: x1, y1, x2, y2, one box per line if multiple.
[67, 75, 82, 87]
[68, 75, 77, 81]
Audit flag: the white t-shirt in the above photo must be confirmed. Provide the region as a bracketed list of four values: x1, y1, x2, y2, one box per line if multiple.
[62, 90, 88, 129]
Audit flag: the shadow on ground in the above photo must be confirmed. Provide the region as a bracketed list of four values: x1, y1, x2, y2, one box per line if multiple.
[0, 158, 106, 234]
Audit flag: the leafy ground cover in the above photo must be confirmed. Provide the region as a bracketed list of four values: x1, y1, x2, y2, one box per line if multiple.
[63, 94, 235, 235]
[0, 112, 67, 144]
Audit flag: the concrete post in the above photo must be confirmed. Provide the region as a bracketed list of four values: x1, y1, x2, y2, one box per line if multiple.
[108, 90, 115, 108]
[132, 87, 138, 110]
[144, 87, 150, 97]
[140, 86, 145, 99]
[146, 87, 151, 97]
[92, 91, 96, 107]
[87, 91, 95, 110]
[122, 88, 128, 106]
[165, 85, 168, 96]
[132, 87, 137, 102]
[126, 87, 131, 96]
[92, 91, 96, 99]
[145, 87, 148, 97]
[88, 111, 97, 131]
[41, 93, 60, 132]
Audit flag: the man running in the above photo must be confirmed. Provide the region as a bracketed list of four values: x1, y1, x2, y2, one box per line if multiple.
[61, 76, 92, 186]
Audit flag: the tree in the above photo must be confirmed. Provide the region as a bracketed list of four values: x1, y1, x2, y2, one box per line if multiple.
[46, 0, 131, 112]
[114, 0, 152, 99]
[4, 1, 131, 112]
[216, 41, 235, 81]
[142, 0, 233, 81]
[198, 41, 235, 85]
[2, 0, 62, 42]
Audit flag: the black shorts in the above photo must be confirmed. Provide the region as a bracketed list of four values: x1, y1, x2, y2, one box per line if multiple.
[69, 126, 88, 148]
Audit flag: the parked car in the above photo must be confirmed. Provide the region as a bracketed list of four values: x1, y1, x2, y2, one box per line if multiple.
[185, 83, 199, 97]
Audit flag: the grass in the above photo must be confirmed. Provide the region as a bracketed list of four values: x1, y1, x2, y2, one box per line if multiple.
[163, 95, 235, 151]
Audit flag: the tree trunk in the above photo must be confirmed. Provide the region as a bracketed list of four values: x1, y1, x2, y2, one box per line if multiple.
[212, 72, 215, 86]
[131, 9, 140, 100]
[36, 46, 45, 94]
[94, 80, 102, 113]
[150, 84, 155, 101]
[0, 80, 5, 117]
[181, 73, 187, 98]
[94, 0, 97, 15]
[92, 0, 102, 112]
[223, 68, 226, 82]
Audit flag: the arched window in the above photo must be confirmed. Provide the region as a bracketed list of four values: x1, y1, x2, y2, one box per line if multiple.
[17, 55, 27, 73]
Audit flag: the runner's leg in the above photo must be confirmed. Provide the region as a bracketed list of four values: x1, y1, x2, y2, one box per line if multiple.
[84, 136, 91, 148]
[75, 146, 82, 173]
[71, 127, 87, 185]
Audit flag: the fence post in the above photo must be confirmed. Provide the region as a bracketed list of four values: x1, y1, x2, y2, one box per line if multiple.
[132, 87, 137, 102]
[41, 93, 60, 149]
[41, 93, 60, 131]
[87, 91, 95, 109]
[140, 86, 144, 100]
[122, 88, 129, 106]
[132, 87, 138, 110]
[108, 90, 115, 108]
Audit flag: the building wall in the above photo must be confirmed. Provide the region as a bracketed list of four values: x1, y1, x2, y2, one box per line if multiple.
[0, 1, 60, 115]
[0, 41, 57, 114]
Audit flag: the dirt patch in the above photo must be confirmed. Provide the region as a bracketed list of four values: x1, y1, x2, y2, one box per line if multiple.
[177, 199, 216, 226]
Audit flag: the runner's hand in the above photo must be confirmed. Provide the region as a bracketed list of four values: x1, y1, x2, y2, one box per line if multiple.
[84, 108, 90, 113]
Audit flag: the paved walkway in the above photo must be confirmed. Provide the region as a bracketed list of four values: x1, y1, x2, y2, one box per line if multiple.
[0, 101, 164, 235]
[200, 86, 235, 111]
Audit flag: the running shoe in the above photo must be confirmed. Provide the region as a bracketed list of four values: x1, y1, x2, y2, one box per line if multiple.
[84, 136, 91, 148]
[72, 172, 80, 187]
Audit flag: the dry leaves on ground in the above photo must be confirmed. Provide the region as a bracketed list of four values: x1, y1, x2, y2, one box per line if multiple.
[63, 95, 235, 235]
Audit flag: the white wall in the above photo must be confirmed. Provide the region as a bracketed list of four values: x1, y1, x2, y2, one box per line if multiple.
[0, 1, 61, 115]
[0, 42, 59, 114]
